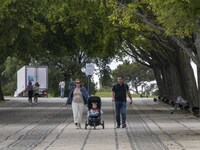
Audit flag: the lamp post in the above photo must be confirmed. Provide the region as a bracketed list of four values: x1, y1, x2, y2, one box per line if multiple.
[85, 63, 94, 96]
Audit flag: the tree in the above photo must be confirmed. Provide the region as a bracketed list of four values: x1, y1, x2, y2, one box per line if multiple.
[0, 0, 45, 100]
[145, 0, 200, 37]
[107, 0, 199, 107]
[32, 0, 122, 94]
[1, 0, 119, 99]
[2, 57, 26, 96]
[144, 0, 200, 108]
[112, 61, 155, 93]
[43, 0, 121, 58]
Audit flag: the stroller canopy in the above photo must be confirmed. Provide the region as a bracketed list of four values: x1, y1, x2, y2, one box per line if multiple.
[87, 96, 101, 110]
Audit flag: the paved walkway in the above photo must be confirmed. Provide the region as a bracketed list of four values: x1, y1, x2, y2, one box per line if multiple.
[0, 97, 200, 150]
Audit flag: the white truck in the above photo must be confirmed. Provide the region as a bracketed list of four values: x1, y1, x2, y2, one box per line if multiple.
[15, 66, 48, 97]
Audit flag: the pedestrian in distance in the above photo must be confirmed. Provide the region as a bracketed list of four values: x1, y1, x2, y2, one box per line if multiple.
[112, 76, 133, 128]
[34, 82, 40, 104]
[26, 81, 34, 105]
[69, 78, 75, 89]
[59, 80, 65, 98]
[65, 79, 89, 129]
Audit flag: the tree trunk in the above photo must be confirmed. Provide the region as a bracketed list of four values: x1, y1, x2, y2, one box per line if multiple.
[151, 48, 198, 106]
[193, 32, 200, 113]
[152, 66, 164, 96]
[177, 49, 198, 107]
[194, 33, 200, 88]
[161, 63, 184, 100]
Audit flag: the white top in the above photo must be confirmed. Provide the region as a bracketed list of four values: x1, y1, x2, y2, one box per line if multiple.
[59, 81, 65, 88]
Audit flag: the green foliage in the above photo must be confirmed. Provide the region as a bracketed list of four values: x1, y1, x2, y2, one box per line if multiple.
[2, 57, 25, 96]
[36, 54, 92, 96]
[96, 58, 113, 87]
[44, 0, 120, 59]
[112, 62, 155, 83]
[0, 0, 47, 64]
[2, 0, 199, 101]
[48, 67, 64, 97]
[99, 68, 112, 87]
[145, 0, 200, 36]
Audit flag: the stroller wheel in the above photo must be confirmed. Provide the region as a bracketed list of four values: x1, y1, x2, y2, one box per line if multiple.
[85, 121, 87, 129]
[102, 120, 105, 129]
[93, 123, 96, 129]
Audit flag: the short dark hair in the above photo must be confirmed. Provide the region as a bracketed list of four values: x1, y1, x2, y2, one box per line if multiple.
[117, 76, 124, 79]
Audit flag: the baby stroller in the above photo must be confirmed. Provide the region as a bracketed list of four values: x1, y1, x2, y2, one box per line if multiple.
[85, 96, 105, 129]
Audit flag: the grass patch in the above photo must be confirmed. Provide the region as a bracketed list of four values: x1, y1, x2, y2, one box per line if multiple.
[94, 91, 156, 98]
[94, 91, 112, 97]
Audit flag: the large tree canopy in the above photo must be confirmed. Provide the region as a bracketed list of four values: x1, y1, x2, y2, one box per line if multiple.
[106, 0, 200, 108]
[145, 0, 200, 36]
[1, 0, 200, 113]
[0, 0, 121, 100]
[0, 0, 46, 100]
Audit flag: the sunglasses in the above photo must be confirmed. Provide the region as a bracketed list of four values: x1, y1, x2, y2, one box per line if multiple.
[76, 82, 81, 84]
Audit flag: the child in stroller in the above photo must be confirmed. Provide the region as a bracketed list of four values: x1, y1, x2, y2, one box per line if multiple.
[85, 96, 104, 129]
[87, 102, 103, 117]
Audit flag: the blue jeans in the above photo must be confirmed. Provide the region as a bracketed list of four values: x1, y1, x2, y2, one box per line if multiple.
[60, 88, 65, 97]
[115, 101, 127, 126]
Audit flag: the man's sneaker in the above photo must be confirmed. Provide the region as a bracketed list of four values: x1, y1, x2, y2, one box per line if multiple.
[122, 124, 126, 128]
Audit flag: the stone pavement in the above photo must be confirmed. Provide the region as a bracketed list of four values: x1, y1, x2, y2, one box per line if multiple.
[0, 97, 200, 150]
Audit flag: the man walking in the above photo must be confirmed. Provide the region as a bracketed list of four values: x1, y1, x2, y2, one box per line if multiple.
[112, 76, 133, 128]
[69, 78, 75, 89]
[59, 80, 65, 98]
